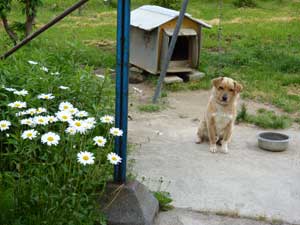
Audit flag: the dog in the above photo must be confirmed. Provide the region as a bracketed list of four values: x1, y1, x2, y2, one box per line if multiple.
[196, 77, 243, 153]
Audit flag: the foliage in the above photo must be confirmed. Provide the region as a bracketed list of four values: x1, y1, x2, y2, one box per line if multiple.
[150, 0, 181, 10]
[153, 191, 174, 211]
[236, 106, 292, 129]
[138, 104, 160, 112]
[233, 0, 257, 8]
[0, 56, 118, 224]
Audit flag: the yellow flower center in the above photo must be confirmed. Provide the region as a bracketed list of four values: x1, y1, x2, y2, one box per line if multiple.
[1, 124, 6, 128]
[63, 106, 68, 110]
[27, 133, 32, 137]
[38, 119, 44, 123]
[75, 122, 81, 127]
[98, 140, 103, 143]
[47, 136, 54, 142]
[45, 96, 49, 99]
[62, 115, 68, 120]
[83, 155, 89, 161]
[15, 103, 21, 107]
[111, 156, 117, 161]
[114, 131, 118, 135]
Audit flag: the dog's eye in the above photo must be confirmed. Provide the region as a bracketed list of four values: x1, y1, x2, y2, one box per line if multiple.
[229, 89, 234, 92]
[218, 86, 224, 90]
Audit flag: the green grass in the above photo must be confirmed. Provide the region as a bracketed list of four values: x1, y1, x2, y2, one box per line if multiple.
[237, 104, 293, 129]
[153, 191, 174, 211]
[138, 104, 161, 112]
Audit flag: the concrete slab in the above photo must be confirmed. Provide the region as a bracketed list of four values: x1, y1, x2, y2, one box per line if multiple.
[128, 89, 300, 225]
[164, 76, 183, 84]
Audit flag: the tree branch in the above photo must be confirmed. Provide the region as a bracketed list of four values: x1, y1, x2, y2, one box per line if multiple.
[0, 14, 18, 45]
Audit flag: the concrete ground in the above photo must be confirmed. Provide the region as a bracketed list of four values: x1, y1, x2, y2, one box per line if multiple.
[128, 84, 300, 225]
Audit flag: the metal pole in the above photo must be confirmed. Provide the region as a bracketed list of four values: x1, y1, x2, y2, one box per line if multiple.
[114, 0, 130, 183]
[0, 0, 89, 60]
[152, 0, 189, 103]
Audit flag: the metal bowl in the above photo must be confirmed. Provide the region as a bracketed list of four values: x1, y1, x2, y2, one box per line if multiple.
[257, 132, 290, 152]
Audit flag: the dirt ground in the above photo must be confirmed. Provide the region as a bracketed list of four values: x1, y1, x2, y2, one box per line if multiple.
[128, 83, 300, 225]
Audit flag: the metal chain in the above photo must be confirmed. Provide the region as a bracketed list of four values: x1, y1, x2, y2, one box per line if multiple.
[217, 0, 223, 76]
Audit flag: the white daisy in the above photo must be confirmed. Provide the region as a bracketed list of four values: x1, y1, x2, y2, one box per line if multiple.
[36, 107, 47, 114]
[26, 108, 37, 116]
[28, 60, 38, 65]
[75, 111, 88, 118]
[37, 93, 55, 100]
[59, 85, 69, 90]
[47, 116, 58, 123]
[67, 107, 78, 115]
[13, 89, 28, 96]
[65, 126, 77, 135]
[59, 102, 74, 111]
[0, 120, 11, 131]
[8, 101, 27, 109]
[93, 136, 107, 147]
[21, 129, 38, 140]
[41, 132, 60, 146]
[56, 111, 73, 122]
[107, 152, 122, 165]
[20, 118, 35, 127]
[69, 120, 87, 134]
[84, 117, 96, 130]
[16, 111, 26, 117]
[110, 127, 123, 136]
[33, 116, 49, 125]
[4, 87, 16, 92]
[77, 151, 95, 166]
[100, 115, 114, 124]
[40, 66, 49, 72]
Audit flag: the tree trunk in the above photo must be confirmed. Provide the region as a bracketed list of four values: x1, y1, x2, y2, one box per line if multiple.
[0, 14, 18, 45]
[25, 0, 36, 36]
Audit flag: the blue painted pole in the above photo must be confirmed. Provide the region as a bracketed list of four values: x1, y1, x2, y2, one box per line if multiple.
[114, 0, 130, 183]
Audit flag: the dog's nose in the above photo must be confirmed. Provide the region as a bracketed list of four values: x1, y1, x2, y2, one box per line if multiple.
[222, 94, 228, 102]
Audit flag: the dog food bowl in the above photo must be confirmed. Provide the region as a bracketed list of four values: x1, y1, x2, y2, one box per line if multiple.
[258, 132, 290, 152]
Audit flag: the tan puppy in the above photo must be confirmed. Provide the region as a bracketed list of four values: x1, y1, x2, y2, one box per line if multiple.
[197, 77, 243, 153]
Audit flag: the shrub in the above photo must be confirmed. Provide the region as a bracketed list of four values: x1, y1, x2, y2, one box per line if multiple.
[233, 0, 257, 8]
[150, 0, 181, 10]
[0, 59, 120, 224]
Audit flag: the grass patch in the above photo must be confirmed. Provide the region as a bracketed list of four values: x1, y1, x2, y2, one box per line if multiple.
[138, 104, 161, 112]
[153, 191, 174, 211]
[237, 104, 293, 129]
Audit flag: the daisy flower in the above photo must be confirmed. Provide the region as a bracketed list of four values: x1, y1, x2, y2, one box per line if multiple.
[26, 108, 37, 116]
[110, 127, 123, 136]
[41, 132, 60, 146]
[28, 60, 38, 65]
[69, 120, 87, 134]
[20, 118, 35, 127]
[40, 66, 49, 72]
[36, 107, 47, 114]
[0, 120, 11, 131]
[107, 152, 122, 165]
[65, 127, 77, 135]
[13, 89, 28, 96]
[77, 151, 95, 166]
[56, 111, 73, 122]
[8, 101, 27, 109]
[93, 136, 107, 147]
[100, 115, 114, 124]
[37, 93, 55, 100]
[59, 85, 69, 90]
[21, 129, 38, 140]
[16, 111, 27, 117]
[47, 116, 58, 123]
[84, 117, 96, 130]
[33, 116, 49, 125]
[4, 87, 16, 92]
[75, 111, 88, 118]
[67, 107, 78, 115]
[59, 102, 73, 111]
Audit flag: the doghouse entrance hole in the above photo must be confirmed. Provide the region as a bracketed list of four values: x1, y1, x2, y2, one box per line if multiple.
[170, 36, 189, 61]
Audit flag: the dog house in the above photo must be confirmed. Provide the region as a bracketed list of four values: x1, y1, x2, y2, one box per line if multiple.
[130, 5, 211, 74]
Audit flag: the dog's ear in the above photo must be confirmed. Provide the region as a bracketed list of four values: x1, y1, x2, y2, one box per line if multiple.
[234, 82, 243, 93]
[212, 77, 224, 88]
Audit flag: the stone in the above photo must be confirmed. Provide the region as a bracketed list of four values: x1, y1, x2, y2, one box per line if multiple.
[100, 180, 159, 225]
[188, 70, 205, 81]
[164, 76, 183, 84]
[130, 67, 145, 84]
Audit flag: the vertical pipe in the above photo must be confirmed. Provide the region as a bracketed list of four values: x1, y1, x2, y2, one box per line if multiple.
[114, 0, 124, 182]
[114, 0, 130, 183]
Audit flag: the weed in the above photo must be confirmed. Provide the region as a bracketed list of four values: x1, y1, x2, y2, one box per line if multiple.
[153, 191, 174, 211]
[138, 104, 160, 112]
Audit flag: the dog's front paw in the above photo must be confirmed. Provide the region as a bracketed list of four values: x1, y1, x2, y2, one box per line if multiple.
[209, 144, 217, 153]
[221, 142, 229, 154]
